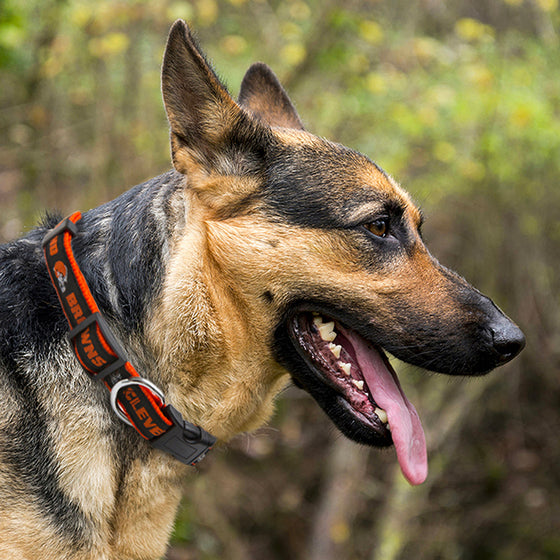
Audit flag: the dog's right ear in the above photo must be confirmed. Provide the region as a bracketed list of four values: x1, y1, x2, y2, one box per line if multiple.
[238, 63, 304, 130]
[162, 20, 266, 175]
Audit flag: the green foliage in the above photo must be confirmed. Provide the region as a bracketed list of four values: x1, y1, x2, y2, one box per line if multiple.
[1, 1, 559, 559]
[0, 0, 25, 68]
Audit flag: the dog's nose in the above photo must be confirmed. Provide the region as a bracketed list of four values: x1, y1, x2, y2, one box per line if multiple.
[491, 318, 525, 364]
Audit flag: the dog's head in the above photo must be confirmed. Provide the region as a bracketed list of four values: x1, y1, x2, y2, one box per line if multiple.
[155, 21, 524, 484]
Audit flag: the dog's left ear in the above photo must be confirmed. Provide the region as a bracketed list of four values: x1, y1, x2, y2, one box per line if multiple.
[238, 63, 304, 130]
[162, 20, 268, 175]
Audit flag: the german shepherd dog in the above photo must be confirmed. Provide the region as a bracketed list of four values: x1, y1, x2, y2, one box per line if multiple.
[0, 20, 524, 559]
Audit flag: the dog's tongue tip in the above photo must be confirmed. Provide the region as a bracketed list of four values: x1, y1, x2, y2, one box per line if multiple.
[394, 408, 428, 486]
[343, 330, 428, 486]
[406, 461, 428, 485]
[382, 396, 428, 486]
[404, 467, 428, 486]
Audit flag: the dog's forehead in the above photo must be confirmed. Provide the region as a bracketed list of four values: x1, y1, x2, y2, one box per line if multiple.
[357, 160, 422, 224]
[265, 129, 420, 227]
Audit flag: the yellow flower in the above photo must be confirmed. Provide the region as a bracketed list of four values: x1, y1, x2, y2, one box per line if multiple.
[359, 20, 384, 45]
[281, 43, 306, 67]
[455, 18, 495, 43]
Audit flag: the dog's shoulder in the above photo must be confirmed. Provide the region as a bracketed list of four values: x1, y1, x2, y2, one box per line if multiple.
[0, 215, 67, 363]
[0, 170, 185, 364]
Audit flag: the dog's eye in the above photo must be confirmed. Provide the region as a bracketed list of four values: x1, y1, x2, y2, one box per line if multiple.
[365, 219, 389, 238]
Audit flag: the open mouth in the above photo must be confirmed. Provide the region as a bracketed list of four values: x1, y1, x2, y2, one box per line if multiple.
[287, 311, 427, 485]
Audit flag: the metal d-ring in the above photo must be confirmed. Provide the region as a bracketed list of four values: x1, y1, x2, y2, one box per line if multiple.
[110, 377, 166, 427]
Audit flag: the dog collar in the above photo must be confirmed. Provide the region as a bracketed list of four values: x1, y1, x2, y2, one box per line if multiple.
[42, 212, 216, 466]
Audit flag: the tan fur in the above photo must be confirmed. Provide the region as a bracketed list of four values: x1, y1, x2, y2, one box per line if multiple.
[109, 455, 186, 559]
[147, 134, 428, 443]
[0, 20, 523, 559]
[147, 189, 290, 441]
[0, 507, 71, 560]
[146, 105, 466, 451]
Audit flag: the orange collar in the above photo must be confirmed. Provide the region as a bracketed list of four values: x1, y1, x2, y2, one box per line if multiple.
[42, 212, 215, 465]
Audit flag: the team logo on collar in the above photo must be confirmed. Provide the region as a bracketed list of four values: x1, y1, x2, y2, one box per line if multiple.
[53, 261, 68, 293]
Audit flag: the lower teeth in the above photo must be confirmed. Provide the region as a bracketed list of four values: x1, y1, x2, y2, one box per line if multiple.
[374, 407, 388, 424]
[352, 379, 364, 390]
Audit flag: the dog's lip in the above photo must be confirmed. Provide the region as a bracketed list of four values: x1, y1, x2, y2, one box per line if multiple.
[286, 308, 428, 486]
[287, 310, 391, 436]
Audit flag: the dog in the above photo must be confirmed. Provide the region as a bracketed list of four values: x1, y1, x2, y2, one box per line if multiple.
[0, 20, 525, 559]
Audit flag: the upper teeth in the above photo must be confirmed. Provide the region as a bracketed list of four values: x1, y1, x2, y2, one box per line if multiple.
[312, 314, 388, 430]
[328, 343, 342, 358]
[314, 317, 337, 342]
[313, 314, 370, 398]
[313, 316, 324, 327]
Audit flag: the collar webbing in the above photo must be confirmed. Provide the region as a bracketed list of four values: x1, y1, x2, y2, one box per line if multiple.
[42, 212, 215, 466]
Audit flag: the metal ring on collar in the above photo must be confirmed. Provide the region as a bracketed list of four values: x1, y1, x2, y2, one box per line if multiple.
[110, 377, 166, 427]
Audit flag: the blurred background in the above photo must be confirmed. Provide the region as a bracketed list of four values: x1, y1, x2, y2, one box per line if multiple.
[1, 0, 558, 558]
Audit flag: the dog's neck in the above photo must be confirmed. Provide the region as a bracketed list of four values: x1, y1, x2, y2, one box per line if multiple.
[63, 170, 288, 442]
[70, 171, 185, 339]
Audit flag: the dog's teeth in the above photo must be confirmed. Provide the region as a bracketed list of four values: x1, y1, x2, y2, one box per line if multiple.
[313, 316, 337, 341]
[352, 379, 364, 391]
[374, 407, 388, 424]
[318, 321, 336, 341]
[339, 362, 351, 376]
[328, 343, 342, 358]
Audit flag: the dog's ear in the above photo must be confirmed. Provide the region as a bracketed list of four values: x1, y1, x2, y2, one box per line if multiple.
[162, 20, 267, 175]
[238, 63, 304, 130]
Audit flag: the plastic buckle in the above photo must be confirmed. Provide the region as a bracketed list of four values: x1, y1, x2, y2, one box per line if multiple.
[41, 217, 78, 248]
[151, 405, 216, 465]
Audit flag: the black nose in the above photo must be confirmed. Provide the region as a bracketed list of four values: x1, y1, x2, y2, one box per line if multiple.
[491, 319, 525, 364]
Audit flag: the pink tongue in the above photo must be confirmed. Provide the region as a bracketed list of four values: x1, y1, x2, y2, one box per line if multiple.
[344, 331, 427, 485]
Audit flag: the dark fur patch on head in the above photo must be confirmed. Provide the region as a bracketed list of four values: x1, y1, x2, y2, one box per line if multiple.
[264, 139, 392, 229]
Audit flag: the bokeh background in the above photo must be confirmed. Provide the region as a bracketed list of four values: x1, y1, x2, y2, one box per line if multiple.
[1, 0, 559, 558]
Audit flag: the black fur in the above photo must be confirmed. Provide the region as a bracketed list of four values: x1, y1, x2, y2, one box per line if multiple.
[0, 20, 525, 555]
[2, 375, 92, 545]
[264, 142, 386, 229]
[0, 171, 185, 540]
[0, 219, 66, 359]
